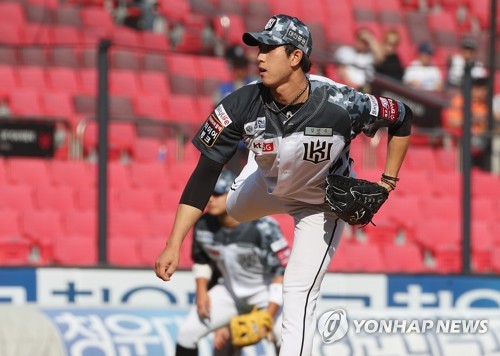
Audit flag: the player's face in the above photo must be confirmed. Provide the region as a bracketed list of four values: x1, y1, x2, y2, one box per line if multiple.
[257, 44, 293, 87]
[206, 192, 228, 216]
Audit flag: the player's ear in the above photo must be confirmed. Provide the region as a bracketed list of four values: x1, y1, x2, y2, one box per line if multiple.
[290, 49, 303, 68]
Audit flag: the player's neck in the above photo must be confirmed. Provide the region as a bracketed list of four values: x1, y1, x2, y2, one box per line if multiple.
[271, 75, 309, 106]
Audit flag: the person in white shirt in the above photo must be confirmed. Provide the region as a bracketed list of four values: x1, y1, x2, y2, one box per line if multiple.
[403, 42, 443, 92]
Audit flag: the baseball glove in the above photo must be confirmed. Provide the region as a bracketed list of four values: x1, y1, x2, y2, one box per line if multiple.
[325, 175, 389, 226]
[230, 307, 273, 347]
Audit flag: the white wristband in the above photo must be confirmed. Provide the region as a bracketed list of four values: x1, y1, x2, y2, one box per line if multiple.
[192, 263, 212, 280]
[268, 283, 283, 306]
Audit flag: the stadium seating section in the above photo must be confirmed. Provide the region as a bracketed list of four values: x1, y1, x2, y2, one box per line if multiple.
[0, 0, 499, 274]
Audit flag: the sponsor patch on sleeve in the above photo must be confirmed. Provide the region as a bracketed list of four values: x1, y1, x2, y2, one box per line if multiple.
[198, 114, 224, 147]
[214, 104, 233, 127]
[367, 94, 379, 116]
[374, 96, 399, 123]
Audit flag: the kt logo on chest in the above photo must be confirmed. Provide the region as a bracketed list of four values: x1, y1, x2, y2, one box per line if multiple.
[303, 140, 333, 164]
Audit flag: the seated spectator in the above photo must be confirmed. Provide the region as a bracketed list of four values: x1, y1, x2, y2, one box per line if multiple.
[374, 28, 405, 81]
[333, 27, 383, 91]
[447, 36, 485, 88]
[403, 42, 443, 92]
[444, 74, 499, 169]
[214, 45, 254, 103]
[0, 95, 11, 117]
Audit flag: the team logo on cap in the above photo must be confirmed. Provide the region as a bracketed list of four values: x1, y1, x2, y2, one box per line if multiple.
[264, 17, 277, 31]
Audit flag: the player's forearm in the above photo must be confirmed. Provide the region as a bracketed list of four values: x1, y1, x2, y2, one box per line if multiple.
[195, 277, 210, 294]
[384, 134, 410, 178]
[166, 204, 203, 248]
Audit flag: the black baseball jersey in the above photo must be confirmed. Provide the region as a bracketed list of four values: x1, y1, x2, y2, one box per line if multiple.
[193, 74, 410, 205]
[192, 215, 289, 299]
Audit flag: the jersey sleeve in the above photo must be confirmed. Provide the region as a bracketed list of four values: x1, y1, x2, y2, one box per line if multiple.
[191, 91, 245, 164]
[339, 85, 411, 138]
[256, 217, 290, 277]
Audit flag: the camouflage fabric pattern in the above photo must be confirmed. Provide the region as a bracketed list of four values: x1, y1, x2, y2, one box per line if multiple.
[243, 14, 313, 56]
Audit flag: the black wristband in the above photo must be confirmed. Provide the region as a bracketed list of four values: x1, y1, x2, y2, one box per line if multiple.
[381, 173, 400, 182]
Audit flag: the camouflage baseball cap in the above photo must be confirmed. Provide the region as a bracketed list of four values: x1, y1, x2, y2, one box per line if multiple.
[213, 169, 236, 195]
[242, 14, 312, 56]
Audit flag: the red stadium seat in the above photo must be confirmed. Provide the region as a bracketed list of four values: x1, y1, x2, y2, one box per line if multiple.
[110, 49, 142, 71]
[5, 158, 51, 187]
[138, 71, 171, 96]
[51, 26, 83, 45]
[0, 209, 21, 238]
[74, 186, 96, 211]
[109, 211, 148, 239]
[62, 210, 97, 238]
[78, 68, 97, 94]
[33, 185, 76, 211]
[147, 211, 176, 238]
[430, 171, 461, 197]
[49, 159, 95, 187]
[420, 196, 460, 221]
[491, 247, 500, 273]
[0, 236, 32, 265]
[0, 66, 17, 96]
[46, 67, 82, 93]
[413, 219, 460, 251]
[54, 6, 83, 27]
[49, 47, 80, 68]
[133, 94, 169, 119]
[16, 66, 48, 91]
[23, 24, 52, 45]
[141, 31, 170, 51]
[25, 4, 54, 24]
[53, 236, 97, 266]
[41, 91, 76, 123]
[81, 7, 114, 35]
[108, 162, 132, 188]
[140, 237, 167, 265]
[395, 170, 431, 197]
[132, 138, 165, 163]
[433, 244, 461, 273]
[19, 47, 49, 66]
[142, 53, 168, 73]
[329, 243, 385, 272]
[0, 3, 25, 26]
[82, 121, 138, 160]
[21, 210, 63, 245]
[80, 48, 97, 69]
[109, 70, 141, 96]
[129, 162, 169, 189]
[157, 187, 183, 212]
[108, 237, 142, 266]
[113, 187, 159, 213]
[382, 244, 426, 273]
[0, 185, 35, 211]
[112, 27, 142, 47]
[166, 94, 202, 124]
[0, 47, 18, 66]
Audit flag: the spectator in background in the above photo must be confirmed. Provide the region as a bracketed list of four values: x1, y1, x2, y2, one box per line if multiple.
[214, 45, 254, 103]
[447, 36, 485, 88]
[403, 42, 443, 92]
[333, 27, 384, 91]
[374, 28, 405, 81]
[0, 95, 11, 117]
[443, 73, 498, 169]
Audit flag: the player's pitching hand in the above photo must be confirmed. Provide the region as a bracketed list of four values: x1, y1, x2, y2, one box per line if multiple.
[154, 242, 180, 282]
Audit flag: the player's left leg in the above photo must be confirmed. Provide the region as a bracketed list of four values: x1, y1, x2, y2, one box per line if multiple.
[278, 207, 344, 356]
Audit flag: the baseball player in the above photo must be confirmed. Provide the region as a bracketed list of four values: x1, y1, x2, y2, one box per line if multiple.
[175, 169, 288, 355]
[155, 14, 412, 355]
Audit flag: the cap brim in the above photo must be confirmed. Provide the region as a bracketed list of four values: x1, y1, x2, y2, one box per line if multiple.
[243, 32, 283, 47]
